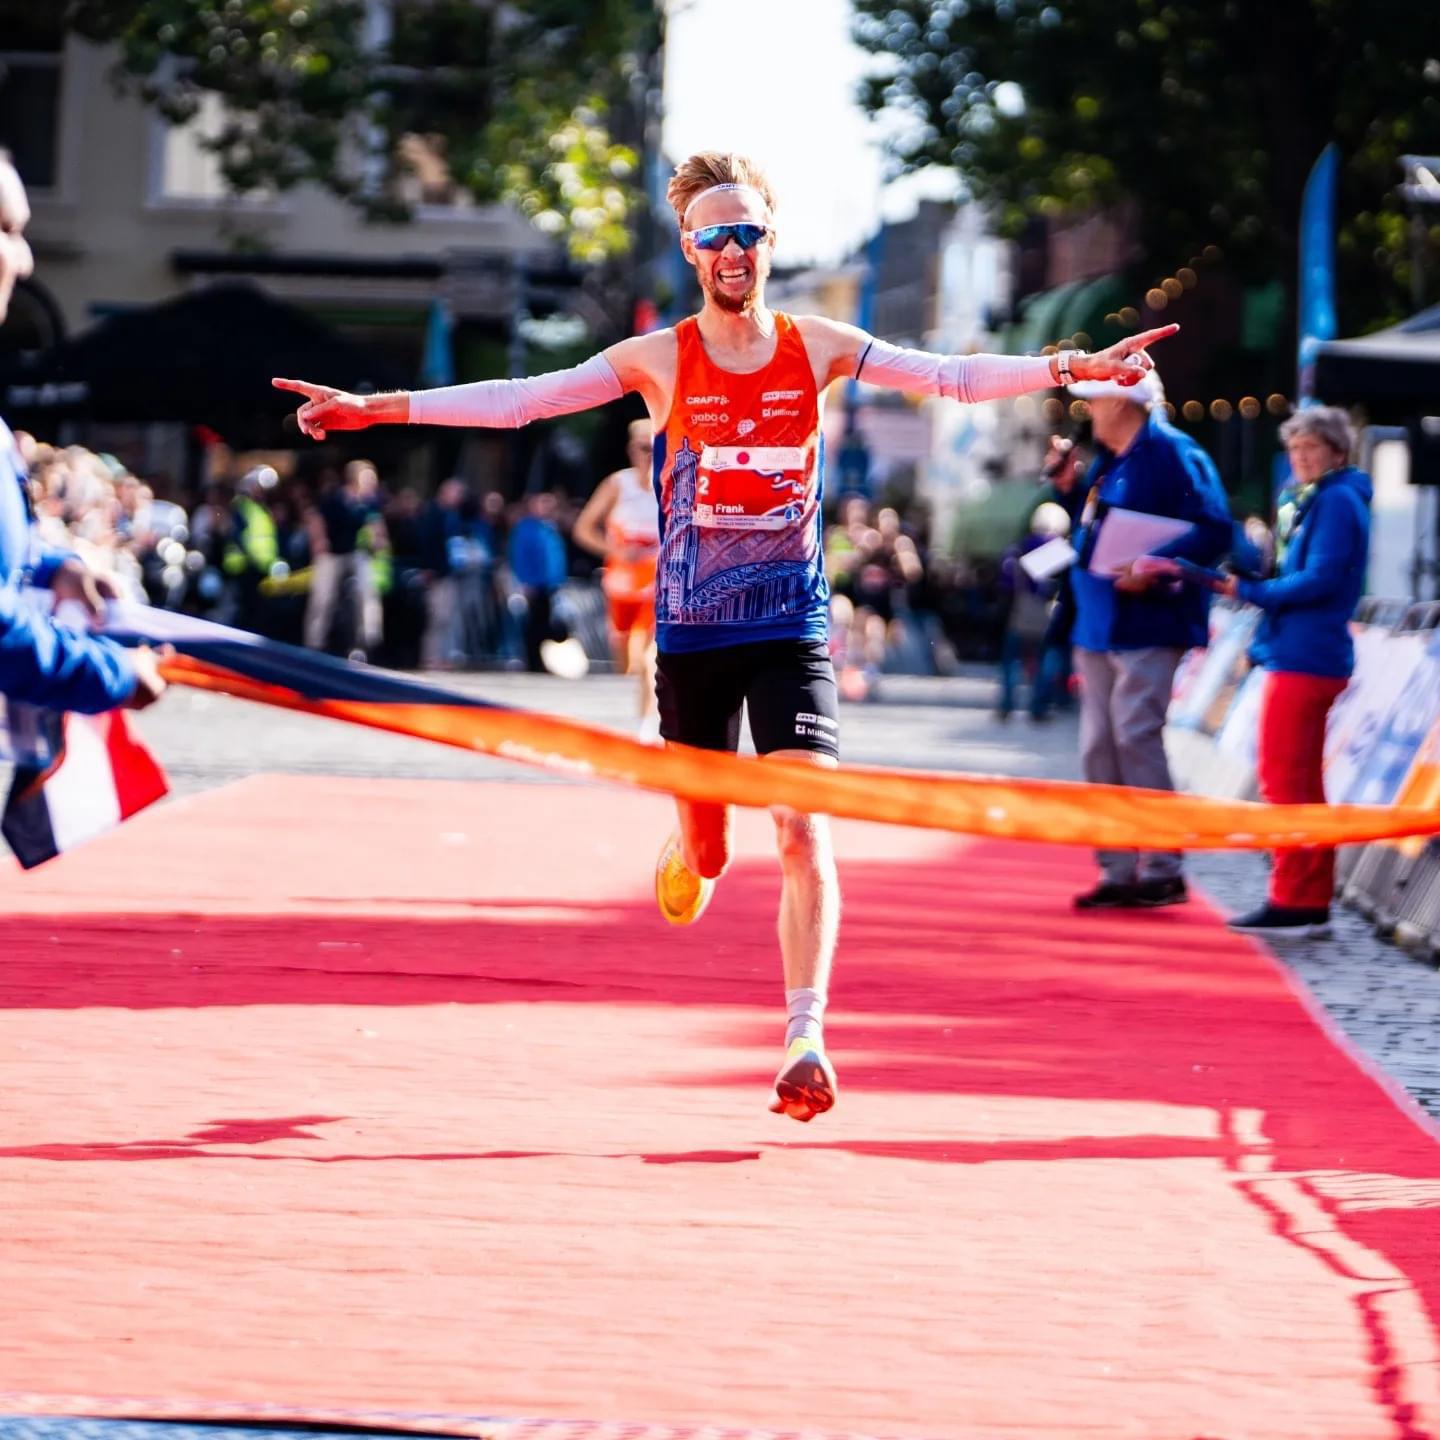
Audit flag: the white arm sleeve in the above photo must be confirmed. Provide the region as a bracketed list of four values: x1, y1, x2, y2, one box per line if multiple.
[408, 353, 625, 428]
[855, 337, 1058, 404]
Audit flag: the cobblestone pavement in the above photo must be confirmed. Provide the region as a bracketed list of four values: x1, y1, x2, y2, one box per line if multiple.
[8, 663, 1439, 1126]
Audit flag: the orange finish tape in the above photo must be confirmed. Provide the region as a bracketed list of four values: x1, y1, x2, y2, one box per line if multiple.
[160, 654, 1440, 852]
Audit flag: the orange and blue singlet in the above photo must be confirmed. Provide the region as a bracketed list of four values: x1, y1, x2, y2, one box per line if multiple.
[652, 312, 829, 654]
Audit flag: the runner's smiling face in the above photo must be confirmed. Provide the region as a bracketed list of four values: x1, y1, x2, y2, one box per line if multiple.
[682, 190, 774, 315]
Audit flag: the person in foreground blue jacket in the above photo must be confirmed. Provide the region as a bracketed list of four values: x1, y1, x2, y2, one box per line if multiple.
[0, 151, 166, 719]
[1222, 406, 1370, 938]
[1065, 366, 1232, 911]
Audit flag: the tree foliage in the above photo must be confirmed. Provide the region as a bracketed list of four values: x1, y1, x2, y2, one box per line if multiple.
[852, 0, 1440, 334]
[57, 0, 659, 262]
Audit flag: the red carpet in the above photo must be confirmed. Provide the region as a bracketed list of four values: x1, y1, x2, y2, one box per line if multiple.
[1, 775, 1438, 1439]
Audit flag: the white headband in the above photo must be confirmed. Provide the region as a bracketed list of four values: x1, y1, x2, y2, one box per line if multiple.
[681, 182, 770, 225]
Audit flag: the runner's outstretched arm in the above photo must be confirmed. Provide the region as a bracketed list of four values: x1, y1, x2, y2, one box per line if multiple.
[797, 316, 1179, 401]
[274, 353, 629, 441]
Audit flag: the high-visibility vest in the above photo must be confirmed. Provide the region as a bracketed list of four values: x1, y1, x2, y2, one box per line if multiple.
[223, 496, 279, 576]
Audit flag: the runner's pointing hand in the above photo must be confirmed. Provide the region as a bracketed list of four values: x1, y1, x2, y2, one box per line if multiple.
[1071, 324, 1178, 385]
[272, 378, 408, 440]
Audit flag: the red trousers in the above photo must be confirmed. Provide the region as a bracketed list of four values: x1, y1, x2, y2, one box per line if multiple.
[1256, 670, 1349, 908]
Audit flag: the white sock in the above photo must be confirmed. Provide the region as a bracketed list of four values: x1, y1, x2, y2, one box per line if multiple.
[785, 986, 827, 1046]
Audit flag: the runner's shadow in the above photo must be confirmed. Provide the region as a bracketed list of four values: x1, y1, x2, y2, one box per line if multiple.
[0, 1115, 760, 1167]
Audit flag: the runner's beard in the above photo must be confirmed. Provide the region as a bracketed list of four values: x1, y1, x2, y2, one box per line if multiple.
[710, 281, 758, 314]
[702, 258, 767, 314]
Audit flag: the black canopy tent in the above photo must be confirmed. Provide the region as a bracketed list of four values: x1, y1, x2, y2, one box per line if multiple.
[0, 282, 407, 450]
[1313, 303, 1440, 426]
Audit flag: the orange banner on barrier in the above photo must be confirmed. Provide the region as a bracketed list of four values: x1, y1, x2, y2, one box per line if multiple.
[160, 654, 1440, 852]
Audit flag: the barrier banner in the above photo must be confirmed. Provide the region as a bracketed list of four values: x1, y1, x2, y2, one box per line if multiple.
[1324, 623, 1428, 796]
[1213, 667, 1266, 773]
[1340, 627, 1440, 806]
[1168, 608, 1230, 721]
[1339, 709, 1440, 928]
[94, 608, 1440, 854]
[1168, 606, 1258, 735]
[1357, 711, 1440, 862]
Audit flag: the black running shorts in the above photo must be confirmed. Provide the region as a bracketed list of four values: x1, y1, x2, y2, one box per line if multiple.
[655, 637, 840, 759]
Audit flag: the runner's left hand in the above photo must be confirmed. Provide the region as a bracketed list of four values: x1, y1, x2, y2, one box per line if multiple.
[1073, 325, 1179, 385]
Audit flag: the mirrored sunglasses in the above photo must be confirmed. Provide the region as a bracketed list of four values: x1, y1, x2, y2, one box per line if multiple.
[685, 222, 772, 251]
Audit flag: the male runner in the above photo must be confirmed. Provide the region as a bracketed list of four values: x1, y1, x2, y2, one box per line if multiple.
[572, 418, 661, 738]
[275, 150, 1175, 1123]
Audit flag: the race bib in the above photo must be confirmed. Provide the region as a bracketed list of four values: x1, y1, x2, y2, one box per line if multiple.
[694, 446, 809, 531]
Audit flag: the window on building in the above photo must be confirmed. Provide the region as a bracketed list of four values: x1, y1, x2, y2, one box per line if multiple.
[156, 91, 230, 203]
[0, 14, 65, 192]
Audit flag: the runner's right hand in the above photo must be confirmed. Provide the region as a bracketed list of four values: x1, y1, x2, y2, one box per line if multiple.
[272, 377, 375, 440]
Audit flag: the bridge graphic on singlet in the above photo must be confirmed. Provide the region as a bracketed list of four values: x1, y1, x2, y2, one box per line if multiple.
[657, 436, 812, 625]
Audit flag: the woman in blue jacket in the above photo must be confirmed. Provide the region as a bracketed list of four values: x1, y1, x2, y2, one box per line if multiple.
[1223, 407, 1371, 937]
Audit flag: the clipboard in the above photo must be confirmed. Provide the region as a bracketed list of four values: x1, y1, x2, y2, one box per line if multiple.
[1087, 506, 1193, 576]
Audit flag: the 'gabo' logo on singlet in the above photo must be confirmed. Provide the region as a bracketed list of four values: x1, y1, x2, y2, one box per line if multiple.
[694, 445, 808, 531]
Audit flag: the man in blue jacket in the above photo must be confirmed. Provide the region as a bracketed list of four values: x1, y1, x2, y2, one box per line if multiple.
[1066, 367, 1232, 908]
[0, 152, 165, 720]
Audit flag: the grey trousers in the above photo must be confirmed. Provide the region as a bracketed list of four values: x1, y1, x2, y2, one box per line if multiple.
[1075, 645, 1185, 883]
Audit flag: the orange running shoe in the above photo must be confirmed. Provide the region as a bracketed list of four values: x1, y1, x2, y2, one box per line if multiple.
[655, 831, 714, 926]
[769, 1037, 838, 1122]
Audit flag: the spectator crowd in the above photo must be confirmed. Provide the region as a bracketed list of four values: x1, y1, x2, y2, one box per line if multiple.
[8, 407, 1271, 710]
[10, 431, 612, 674]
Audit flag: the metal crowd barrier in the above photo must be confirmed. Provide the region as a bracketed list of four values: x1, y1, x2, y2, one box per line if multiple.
[1172, 594, 1440, 959]
[1335, 600, 1440, 957]
[1389, 840, 1440, 958]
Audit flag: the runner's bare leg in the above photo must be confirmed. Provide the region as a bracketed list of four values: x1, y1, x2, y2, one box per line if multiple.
[766, 750, 840, 995]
